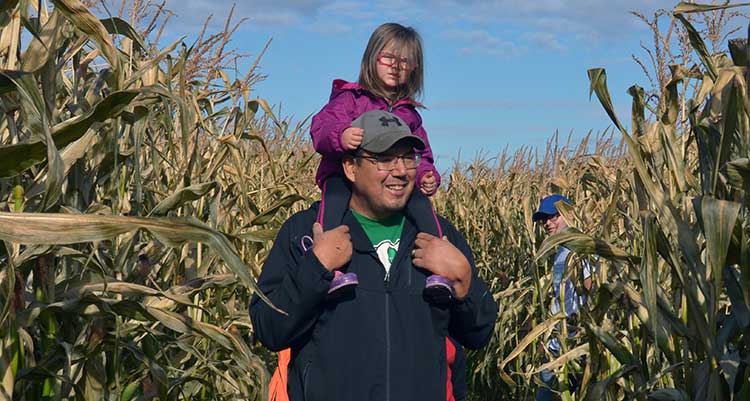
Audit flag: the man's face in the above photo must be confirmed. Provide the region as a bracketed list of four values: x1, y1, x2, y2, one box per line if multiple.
[343, 143, 417, 220]
[540, 213, 567, 236]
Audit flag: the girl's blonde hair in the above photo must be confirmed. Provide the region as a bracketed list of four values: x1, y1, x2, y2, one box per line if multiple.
[358, 23, 424, 104]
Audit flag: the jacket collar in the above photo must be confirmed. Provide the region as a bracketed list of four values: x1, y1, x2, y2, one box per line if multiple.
[342, 209, 417, 253]
[331, 79, 423, 108]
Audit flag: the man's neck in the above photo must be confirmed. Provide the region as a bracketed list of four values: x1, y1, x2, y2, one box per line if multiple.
[350, 207, 395, 222]
[349, 198, 397, 222]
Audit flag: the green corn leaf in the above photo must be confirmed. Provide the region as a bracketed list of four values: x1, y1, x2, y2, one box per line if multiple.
[40, 111, 64, 211]
[0, 70, 27, 95]
[585, 364, 639, 401]
[725, 158, 750, 194]
[659, 122, 689, 193]
[674, 14, 718, 81]
[640, 212, 660, 352]
[699, 196, 741, 304]
[724, 266, 750, 329]
[99, 17, 146, 53]
[586, 324, 637, 366]
[728, 38, 749, 67]
[714, 79, 742, 194]
[0, 0, 19, 13]
[661, 65, 685, 125]
[647, 388, 690, 401]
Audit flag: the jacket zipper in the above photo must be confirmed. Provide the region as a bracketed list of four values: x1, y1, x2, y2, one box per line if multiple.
[384, 259, 392, 401]
[385, 291, 391, 401]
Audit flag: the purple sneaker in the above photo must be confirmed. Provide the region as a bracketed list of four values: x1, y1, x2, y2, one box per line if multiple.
[424, 274, 455, 304]
[328, 272, 359, 294]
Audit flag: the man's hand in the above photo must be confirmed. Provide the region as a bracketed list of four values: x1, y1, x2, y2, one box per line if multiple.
[411, 233, 472, 299]
[312, 222, 353, 272]
[419, 171, 437, 196]
[341, 127, 364, 151]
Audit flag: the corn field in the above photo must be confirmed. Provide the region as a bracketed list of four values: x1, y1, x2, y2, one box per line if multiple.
[0, 0, 749, 400]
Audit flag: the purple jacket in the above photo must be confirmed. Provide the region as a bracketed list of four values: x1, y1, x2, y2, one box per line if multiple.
[311, 79, 441, 195]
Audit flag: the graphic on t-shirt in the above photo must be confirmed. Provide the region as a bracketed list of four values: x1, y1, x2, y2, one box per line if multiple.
[375, 239, 400, 272]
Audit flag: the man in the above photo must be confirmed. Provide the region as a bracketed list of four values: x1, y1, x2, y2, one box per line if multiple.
[532, 194, 592, 401]
[251, 110, 497, 401]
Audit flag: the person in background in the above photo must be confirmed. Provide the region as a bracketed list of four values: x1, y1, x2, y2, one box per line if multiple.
[532, 194, 592, 401]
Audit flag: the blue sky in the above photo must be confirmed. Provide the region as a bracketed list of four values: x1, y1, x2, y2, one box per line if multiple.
[158, 0, 681, 172]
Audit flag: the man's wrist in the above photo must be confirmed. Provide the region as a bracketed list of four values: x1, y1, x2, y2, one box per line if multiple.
[451, 262, 472, 299]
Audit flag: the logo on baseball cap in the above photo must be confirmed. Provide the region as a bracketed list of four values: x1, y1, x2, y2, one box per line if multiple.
[351, 110, 425, 153]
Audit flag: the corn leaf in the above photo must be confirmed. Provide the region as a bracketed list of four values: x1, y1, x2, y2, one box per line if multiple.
[0, 90, 139, 177]
[250, 194, 305, 226]
[51, 0, 120, 73]
[149, 182, 218, 216]
[674, 2, 750, 13]
[535, 229, 638, 264]
[725, 158, 750, 194]
[99, 17, 146, 53]
[0, 212, 282, 314]
[674, 14, 718, 81]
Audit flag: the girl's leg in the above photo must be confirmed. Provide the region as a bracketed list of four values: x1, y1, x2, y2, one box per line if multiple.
[406, 191, 454, 304]
[405, 189, 442, 237]
[320, 175, 352, 230]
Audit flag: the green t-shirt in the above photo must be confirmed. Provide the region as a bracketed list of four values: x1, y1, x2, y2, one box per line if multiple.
[351, 210, 405, 276]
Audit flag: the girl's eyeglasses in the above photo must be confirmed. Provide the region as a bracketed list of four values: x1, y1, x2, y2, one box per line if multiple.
[376, 52, 416, 71]
[359, 153, 422, 171]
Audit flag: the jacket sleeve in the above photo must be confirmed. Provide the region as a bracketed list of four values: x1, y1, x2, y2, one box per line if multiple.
[249, 216, 334, 351]
[443, 221, 498, 350]
[310, 91, 357, 157]
[411, 119, 442, 195]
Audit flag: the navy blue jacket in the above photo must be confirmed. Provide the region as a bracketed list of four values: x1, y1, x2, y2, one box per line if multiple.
[250, 204, 498, 401]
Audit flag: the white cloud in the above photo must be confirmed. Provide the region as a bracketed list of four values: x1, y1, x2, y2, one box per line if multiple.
[444, 29, 523, 57]
[151, 0, 680, 54]
[307, 21, 353, 34]
[522, 32, 567, 52]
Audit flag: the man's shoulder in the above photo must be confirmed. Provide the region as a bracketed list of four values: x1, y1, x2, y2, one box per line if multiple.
[279, 202, 320, 232]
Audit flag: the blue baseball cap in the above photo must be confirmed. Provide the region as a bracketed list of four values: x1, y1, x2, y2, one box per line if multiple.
[532, 194, 572, 222]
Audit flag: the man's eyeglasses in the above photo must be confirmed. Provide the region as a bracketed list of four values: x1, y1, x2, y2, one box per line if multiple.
[359, 153, 422, 171]
[377, 52, 416, 71]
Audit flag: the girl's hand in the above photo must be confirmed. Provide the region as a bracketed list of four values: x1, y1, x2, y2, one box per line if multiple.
[341, 127, 364, 151]
[420, 171, 437, 195]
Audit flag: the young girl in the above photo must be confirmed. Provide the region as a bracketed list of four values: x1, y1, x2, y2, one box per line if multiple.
[310, 22, 453, 301]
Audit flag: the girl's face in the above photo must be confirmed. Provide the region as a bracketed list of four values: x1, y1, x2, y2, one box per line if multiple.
[375, 42, 414, 92]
